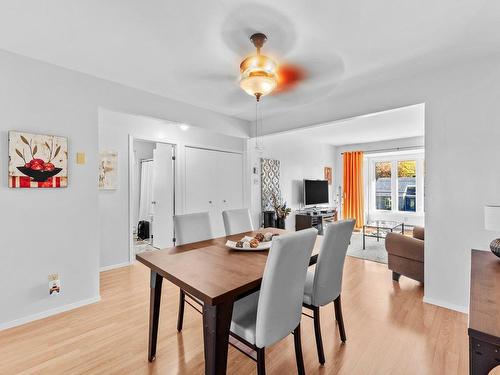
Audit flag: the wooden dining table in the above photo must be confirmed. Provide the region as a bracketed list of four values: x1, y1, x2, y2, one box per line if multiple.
[136, 227, 320, 375]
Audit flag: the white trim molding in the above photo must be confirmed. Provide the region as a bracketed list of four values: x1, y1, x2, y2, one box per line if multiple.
[423, 296, 468, 314]
[0, 295, 101, 331]
[100, 261, 133, 273]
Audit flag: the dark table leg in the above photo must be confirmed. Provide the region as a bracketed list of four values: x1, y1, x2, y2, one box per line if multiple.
[202, 301, 234, 375]
[402, 223, 405, 235]
[363, 226, 366, 250]
[148, 271, 163, 362]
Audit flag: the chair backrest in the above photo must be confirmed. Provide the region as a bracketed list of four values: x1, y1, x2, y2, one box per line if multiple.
[255, 228, 318, 348]
[173, 212, 213, 245]
[311, 219, 355, 306]
[222, 208, 254, 236]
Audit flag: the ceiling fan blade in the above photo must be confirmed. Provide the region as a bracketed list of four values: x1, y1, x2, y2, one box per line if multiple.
[271, 53, 345, 96]
[287, 54, 345, 83]
[275, 63, 307, 93]
[193, 72, 237, 82]
[220, 3, 297, 57]
[268, 82, 340, 107]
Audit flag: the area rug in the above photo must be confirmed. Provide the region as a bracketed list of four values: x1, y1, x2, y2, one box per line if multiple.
[346, 232, 388, 264]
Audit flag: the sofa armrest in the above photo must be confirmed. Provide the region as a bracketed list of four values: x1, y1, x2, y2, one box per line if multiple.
[413, 226, 424, 240]
[385, 232, 424, 262]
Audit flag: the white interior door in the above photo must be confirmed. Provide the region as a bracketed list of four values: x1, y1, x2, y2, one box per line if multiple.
[152, 143, 174, 249]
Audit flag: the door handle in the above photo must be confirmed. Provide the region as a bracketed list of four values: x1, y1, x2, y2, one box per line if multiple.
[209, 200, 212, 204]
[223, 200, 227, 203]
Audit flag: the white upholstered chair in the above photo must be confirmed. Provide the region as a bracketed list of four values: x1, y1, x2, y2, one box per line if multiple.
[302, 219, 355, 364]
[230, 228, 318, 375]
[222, 208, 254, 236]
[174, 211, 213, 246]
[173, 212, 213, 331]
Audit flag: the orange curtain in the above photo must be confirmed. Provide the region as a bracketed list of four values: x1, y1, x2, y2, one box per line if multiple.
[342, 151, 364, 229]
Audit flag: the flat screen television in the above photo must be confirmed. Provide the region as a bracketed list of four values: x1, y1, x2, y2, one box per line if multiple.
[304, 179, 329, 206]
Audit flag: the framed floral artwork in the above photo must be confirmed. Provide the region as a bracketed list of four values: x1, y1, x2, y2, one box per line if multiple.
[8, 131, 68, 188]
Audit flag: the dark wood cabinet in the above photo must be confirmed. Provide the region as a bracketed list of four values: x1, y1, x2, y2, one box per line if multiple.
[468, 250, 500, 374]
[295, 209, 337, 235]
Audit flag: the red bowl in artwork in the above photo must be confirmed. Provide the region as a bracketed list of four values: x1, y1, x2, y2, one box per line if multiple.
[17, 167, 63, 182]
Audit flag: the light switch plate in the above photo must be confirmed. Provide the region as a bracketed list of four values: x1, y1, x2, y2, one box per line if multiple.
[76, 152, 86, 165]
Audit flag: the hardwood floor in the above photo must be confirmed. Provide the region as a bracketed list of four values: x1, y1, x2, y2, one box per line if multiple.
[0, 256, 468, 374]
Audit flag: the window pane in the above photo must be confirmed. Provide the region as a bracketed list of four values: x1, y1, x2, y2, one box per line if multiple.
[398, 160, 416, 212]
[375, 161, 391, 210]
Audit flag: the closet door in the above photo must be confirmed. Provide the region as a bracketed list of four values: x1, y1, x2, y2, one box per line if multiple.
[216, 152, 244, 213]
[185, 147, 244, 238]
[185, 147, 218, 232]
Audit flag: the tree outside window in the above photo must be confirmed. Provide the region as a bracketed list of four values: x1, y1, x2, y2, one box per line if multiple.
[375, 161, 391, 210]
[398, 160, 416, 212]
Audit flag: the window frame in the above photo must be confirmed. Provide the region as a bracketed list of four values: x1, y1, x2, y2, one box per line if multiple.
[367, 152, 424, 216]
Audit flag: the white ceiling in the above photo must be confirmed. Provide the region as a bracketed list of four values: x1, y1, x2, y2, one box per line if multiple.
[0, 1, 499, 122]
[264, 104, 424, 146]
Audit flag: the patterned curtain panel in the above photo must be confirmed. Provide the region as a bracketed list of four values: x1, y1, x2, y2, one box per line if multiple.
[261, 158, 280, 212]
[342, 151, 364, 229]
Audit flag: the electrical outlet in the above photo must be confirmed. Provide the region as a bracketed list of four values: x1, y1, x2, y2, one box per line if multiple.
[48, 273, 60, 296]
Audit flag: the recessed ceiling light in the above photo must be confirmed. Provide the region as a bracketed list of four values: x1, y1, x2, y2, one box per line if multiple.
[179, 124, 190, 131]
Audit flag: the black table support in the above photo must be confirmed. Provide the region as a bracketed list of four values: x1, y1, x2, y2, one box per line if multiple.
[202, 301, 234, 375]
[148, 271, 163, 362]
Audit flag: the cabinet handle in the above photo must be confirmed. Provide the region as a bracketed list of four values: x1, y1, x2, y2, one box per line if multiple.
[209, 200, 212, 204]
[223, 200, 227, 203]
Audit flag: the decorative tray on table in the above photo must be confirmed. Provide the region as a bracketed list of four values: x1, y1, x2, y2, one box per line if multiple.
[225, 232, 278, 251]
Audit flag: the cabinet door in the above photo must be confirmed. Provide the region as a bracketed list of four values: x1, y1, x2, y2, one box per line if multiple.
[216, 152, 244, 213]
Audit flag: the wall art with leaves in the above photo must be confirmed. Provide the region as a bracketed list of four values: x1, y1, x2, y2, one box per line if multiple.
[8, 131, 68, 188]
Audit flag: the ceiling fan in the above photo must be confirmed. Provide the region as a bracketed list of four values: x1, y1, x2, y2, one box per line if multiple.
[197, 3, 345, 111]
[238, 32, 306, 101]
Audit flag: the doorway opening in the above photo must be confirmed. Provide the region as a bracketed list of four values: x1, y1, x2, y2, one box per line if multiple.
[130, 138, 176, 258]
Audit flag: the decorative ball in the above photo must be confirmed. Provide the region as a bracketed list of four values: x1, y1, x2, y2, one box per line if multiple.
[490, 238, 500, 258]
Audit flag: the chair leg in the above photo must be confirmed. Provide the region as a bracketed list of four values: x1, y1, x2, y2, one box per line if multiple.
[334, 295, 347, 343]
[312, 306, 326, 364]
[177, 289, 185, 332]
[293, 324, 306, 375]
[392, 271, 401, 282]
[257, 347, 266, 375]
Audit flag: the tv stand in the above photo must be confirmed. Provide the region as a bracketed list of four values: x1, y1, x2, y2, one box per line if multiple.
[295, 208, 338, 235]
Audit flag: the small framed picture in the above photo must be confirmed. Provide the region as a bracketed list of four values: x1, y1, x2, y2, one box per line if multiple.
[99, 151, 118, 190]
[324, 166, 332, 185]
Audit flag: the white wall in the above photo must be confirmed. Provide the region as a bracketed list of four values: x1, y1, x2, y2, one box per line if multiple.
[335, 136, 425, 226]
[248, 134, 336, 231]
[261, 55, 500, 312]
[98, 109, 247, 269]
[0, 49, 249, 329]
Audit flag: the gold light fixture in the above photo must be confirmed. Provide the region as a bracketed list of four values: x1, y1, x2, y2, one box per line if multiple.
[239, 33, 277, 101]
